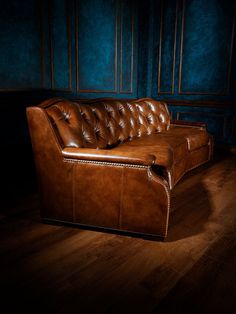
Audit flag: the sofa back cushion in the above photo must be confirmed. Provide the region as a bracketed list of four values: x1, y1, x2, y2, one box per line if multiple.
[45, 98, 170, 149]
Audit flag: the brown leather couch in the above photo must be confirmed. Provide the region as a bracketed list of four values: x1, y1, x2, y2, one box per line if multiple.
[27, 98, 213, 239]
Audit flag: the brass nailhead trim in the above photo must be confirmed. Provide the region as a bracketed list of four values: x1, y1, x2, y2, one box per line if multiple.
[64, 158, 148, 169]
[147, 168, 171, 238]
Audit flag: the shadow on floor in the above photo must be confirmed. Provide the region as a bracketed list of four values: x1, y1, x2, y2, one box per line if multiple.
[165, 150, 231, 242]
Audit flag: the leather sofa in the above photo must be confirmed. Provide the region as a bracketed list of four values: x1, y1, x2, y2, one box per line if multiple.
[27, 97, 213, 239]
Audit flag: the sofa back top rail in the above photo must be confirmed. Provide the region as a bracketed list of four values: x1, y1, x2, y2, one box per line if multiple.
[39, 97, 170, 150]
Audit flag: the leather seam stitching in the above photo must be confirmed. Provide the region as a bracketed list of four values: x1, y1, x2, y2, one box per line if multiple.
[72, 163, 76, 223]
[119, 167, 124, 230]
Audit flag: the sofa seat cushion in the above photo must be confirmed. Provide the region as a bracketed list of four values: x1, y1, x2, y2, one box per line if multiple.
[169, 126, 210, 151]
[117, 134, 188, 168]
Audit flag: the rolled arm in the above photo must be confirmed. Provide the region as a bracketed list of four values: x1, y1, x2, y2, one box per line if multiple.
[62, 147, 156, 166]
[171, 119, 206, 129]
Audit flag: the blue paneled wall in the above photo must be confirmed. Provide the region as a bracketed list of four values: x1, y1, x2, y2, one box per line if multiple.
[0, 0, 235, 146]
[75, 0, 137, 97]
[179, 0, 232, 95]
[146, 0, 235, 99]
[139, 0, 236, 146]
[77, 0, 118, 92]
[0, 0, 137, 98]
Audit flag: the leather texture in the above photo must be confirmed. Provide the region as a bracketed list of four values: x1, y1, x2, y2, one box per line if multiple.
[27, 97, 213, 238]
[44, 98, 170, 149]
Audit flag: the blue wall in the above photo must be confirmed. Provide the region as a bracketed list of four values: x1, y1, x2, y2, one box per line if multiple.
[139, 0, 235, 101]
[0, 0, 235, 146]
[139, 0, 236, 146]
[0, 0, 42, 89]
[0, 0, 137, 98]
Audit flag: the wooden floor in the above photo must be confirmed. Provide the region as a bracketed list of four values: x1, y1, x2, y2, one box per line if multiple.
[1, 150, 236, 313]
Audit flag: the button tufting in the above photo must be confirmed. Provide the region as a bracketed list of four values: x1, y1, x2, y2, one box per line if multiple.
[46, 98, 170, 149]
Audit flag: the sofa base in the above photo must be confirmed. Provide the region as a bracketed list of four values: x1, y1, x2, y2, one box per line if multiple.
[42, 218, 166, 242]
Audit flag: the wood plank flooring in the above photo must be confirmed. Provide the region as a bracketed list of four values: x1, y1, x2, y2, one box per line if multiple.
[0, 150, 236, 313]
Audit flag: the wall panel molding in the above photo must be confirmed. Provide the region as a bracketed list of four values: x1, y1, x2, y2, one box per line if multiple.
[119, 0, 135, 94]
[163, 99, 236, 108]
[49, 0, 72, 91]
[177, 111, 227, 138]
[178, 0, 235, 95]
[157, 0, 178, 94]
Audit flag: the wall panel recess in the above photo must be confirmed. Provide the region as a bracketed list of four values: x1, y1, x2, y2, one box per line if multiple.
[76, 0, 118, 93]
[178, 0, 235, 95]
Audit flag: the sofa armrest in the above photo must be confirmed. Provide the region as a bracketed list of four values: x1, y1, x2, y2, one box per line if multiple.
[171, 120, 206, 129]
[62, 147, 156, 166]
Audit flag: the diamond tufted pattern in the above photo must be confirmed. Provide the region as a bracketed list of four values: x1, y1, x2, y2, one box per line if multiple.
[45, 98, 170, 149]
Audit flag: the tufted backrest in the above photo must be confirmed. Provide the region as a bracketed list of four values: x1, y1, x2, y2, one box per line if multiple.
[43, 98, 170, 149]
